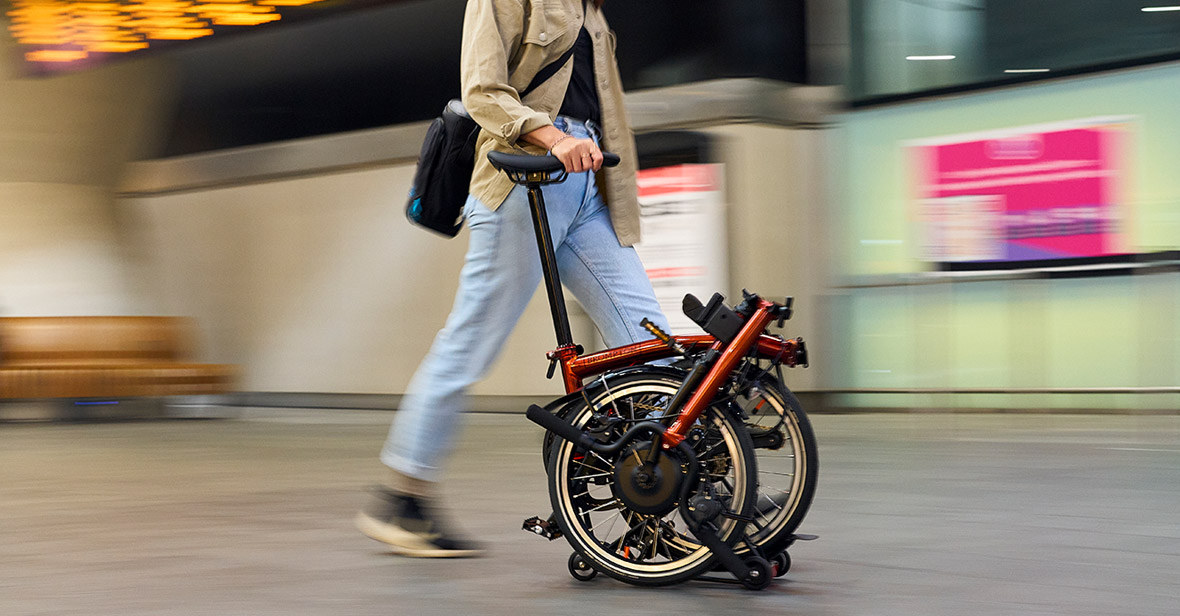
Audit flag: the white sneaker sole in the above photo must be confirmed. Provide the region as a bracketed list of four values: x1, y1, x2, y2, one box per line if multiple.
[355, 512, 482, 558]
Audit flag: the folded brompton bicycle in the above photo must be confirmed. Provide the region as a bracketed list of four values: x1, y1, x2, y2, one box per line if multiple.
[482, 150, 819, 590]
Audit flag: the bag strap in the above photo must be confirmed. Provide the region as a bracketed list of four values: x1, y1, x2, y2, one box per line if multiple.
[520, 40, 578, 98]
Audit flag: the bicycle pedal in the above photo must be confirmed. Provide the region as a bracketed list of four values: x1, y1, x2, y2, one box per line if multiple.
[522, 516, 563, 540]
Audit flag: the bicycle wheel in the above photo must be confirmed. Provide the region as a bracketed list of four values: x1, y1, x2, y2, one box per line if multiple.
[546, 373, 757, 586]
[546, 365, 817, 559]
[720, 366, 818, 557]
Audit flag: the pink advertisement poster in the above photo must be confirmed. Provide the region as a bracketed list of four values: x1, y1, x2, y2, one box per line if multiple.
[910, 117, 1131, 263]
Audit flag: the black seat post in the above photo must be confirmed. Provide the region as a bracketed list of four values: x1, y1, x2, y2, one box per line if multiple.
[487, 149, 618, 350]
[525, 182, 575, 348]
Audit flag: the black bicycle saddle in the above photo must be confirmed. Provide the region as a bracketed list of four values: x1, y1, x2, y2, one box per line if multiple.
[487, 151, 620, 175]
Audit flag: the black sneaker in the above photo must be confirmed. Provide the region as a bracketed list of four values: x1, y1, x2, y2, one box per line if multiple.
[355, 488, 484, 558]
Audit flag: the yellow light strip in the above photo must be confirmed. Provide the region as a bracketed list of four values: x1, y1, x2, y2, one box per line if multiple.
[129, 2, 199, 13]
[88, 40, 151, 52]
[210, 13, 280, 25]
[6, 0, 331, 59]
[26, 49, 90, 62]
[146, 27, 214, 39]
[259, 0, 323, 6]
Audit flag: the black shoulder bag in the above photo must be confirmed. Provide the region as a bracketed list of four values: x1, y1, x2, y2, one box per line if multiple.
[405, 44, 577, 238]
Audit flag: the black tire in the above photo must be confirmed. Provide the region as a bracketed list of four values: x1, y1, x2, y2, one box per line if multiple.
[727, 373, 818, 558]
[546, 374, 758, 587]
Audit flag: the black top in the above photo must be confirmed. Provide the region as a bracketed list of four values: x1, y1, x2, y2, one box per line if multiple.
[557, 26, 601, 124]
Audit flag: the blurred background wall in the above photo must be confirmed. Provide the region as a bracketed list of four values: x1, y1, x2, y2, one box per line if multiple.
[0, 33, 173, 317]
[3, 0, 1179, 411]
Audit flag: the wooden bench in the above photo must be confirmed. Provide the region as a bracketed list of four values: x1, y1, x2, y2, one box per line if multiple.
[0, 316, 237, 419]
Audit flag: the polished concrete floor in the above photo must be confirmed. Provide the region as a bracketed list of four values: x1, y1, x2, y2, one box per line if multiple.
[2, 410, 1179, 615]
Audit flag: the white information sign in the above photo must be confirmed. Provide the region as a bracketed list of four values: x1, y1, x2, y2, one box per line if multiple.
[633, 163, 729, 335]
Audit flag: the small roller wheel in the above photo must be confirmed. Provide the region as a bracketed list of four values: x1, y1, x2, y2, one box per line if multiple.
[771, 551, 791, 577]
[741, 556, 773, 591]
[568, 552, 598, 582]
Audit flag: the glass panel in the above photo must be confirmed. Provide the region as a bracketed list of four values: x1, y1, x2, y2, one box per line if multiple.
[851, 0, 1180, 102]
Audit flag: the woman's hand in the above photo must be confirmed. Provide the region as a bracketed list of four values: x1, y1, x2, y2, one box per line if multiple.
[551, 135, 603, 173]
[522, 125, 603, 173]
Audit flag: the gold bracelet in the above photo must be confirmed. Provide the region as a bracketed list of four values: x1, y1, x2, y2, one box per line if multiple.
[549, 134, 570, 151]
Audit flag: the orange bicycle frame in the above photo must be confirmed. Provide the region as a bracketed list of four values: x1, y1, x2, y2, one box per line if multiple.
[548, 299, 803, 447]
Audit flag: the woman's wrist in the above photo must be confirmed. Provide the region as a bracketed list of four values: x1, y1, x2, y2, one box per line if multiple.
[548, 134, 570, 151]
[522, 125, 569, 151]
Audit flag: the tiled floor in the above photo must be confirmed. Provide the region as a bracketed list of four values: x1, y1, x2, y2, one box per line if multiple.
[2, 410, 1178, 615]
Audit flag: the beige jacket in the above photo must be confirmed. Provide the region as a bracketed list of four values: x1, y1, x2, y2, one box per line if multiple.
[459, 0, 642, 246]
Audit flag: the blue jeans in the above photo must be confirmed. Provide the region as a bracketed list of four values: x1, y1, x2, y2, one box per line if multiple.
[381, 117, 670, 481]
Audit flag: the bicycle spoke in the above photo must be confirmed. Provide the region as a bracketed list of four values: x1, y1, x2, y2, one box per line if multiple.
[757, 484, 790, 497]
[604, 512, 620, 539]
[584, 499, 623, 515]
[586, 450, 615, 469]
[571, 470, 612, 481]
[572, 457, 611, 476]
[657, 519, 699, 556]
[599, 375, 620, 419]
[758, 487, 785, 511]
[589, 508, 629, 534]
[649, 519, 662, 560]
[632, 520, 654, 562]
[612, 513, 647, 553]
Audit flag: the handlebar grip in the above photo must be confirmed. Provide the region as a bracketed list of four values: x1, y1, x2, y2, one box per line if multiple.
[526, 404, 598, 451]
[487, 151, 621, 175]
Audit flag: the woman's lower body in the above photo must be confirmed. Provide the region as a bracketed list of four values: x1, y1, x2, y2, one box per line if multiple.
[357, 117, 669, 557]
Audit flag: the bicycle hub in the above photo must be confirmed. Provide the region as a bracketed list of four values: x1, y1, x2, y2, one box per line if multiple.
[612, 441, 687, 516]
